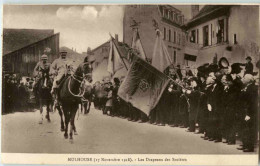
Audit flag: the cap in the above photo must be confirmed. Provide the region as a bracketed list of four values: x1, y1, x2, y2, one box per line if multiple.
[84, 55, 96, 63]
[41, 54, 48, 60]
[60, 48, 67, 53]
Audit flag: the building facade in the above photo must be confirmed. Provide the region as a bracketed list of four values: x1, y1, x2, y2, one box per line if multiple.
[184, 5, 260, 69]
[123, 5, 186, 66]
[3, 30, 60, 76]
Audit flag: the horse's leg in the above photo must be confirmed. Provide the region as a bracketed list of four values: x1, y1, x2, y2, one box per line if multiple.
[72, 112, 78, 136]
[46, 100, 51, 122]
[64, 109, 70, 139]
[87, 100, 91, 114]
[39, 100, 43, 124]
[70, 106, 77, 139]
[57, 105, 65, 131]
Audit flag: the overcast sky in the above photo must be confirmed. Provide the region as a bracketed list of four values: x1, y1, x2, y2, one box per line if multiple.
[3, 5, 193, 53]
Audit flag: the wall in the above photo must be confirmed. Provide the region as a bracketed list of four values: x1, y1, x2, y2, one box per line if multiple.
[3, 33, 60, 76]
[91, 41, 110, 70]
[123, 5, 161, 59]
[123, 5, 186, 65]
[186, 5, 259, 68]
[228, 5, 260, 64]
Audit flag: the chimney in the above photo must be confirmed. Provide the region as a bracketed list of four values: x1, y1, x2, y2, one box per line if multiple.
[115, 34, 119, 42]
[191, 5, 199, 18]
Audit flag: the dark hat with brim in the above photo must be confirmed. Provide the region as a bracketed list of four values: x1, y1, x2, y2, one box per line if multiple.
[231, 63, 243, 74]
[246, 56, 252, 60]
[208, 63, 219, 73]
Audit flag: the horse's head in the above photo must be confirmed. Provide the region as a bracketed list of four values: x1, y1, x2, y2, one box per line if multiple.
[75, 62, 93, 83]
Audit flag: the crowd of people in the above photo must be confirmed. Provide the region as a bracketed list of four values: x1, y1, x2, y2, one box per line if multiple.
[2, 50, 259, 153]
[94, 56, 259, 153]
[3, 74, 37, 114]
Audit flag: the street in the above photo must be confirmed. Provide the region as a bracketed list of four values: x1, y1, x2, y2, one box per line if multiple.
[1, 106, 248, 154]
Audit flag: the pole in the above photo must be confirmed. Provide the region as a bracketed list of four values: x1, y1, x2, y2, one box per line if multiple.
[109, 34, 128, 71]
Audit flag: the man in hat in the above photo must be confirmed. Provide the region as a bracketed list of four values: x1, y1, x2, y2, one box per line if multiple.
[237, 74, 258, 152]
[33, 54, 51, 90]
[206, 69, 224, 142]
[50, 49, 70, 95]
[241, 56, 254, 76]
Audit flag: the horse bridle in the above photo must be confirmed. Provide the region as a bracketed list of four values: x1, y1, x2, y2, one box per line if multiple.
[68, 64, 92, 99]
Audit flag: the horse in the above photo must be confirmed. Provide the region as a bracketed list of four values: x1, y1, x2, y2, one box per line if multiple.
[35, 68, 53, 124]
[58, 62, 93, 140]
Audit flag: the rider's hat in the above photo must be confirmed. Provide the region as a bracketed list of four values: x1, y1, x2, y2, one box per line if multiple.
[60, 48, 67, 53]
[41, 54, 48, 60]
[84, 55, 96, 63]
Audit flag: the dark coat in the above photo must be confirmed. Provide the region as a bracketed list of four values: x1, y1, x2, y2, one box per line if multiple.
[187, 90, 201, 121]
[240, 84, 258, 125]
[244, 62, 254, 75]
[206, 83, 224, 119]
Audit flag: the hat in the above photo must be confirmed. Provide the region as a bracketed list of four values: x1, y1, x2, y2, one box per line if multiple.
[41, 54, 48, 60]
[114, 77, 120, 85]
[60, 48, 67, 53]
[84, 55, 96, 63]
[197, 65, 207, 78]
[231, 63, 243, 74]
[208, 63, 219, 73]
[246, 56, 252, 61]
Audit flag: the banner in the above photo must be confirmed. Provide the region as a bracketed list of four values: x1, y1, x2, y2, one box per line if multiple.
[118, 56, 170, 115]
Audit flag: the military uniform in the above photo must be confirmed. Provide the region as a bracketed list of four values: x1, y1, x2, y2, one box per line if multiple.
[50, 57, 70, 89]
[33, 61, 51, 78]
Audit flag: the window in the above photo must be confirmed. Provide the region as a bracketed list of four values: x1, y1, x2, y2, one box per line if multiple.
[234, 34, 237, 44]
[210, 24, 213, 45]
[174, 50, 176, 63]
[174, 31, 176, 43]
[178, 33, 181, 45]
[162, 8, 165, 17]
[196, 29, 199, 43]
[175, 14, 178, 22]
[168, 10, 171, 19]
[190, 30, 196, 43]
[165, 9, 168, 18]
[163, 27, 166, 40]
[217, 19, 224, 43]
[168, 29, 171, 42]
[203, 25, 209, 46]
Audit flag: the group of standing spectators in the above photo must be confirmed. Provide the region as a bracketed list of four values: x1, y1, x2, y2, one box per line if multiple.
[94, 56, 259, 153]
[3, 74, 37, 114]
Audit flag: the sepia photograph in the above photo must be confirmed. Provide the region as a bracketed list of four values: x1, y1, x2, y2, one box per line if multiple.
[1, 3, 259, 165]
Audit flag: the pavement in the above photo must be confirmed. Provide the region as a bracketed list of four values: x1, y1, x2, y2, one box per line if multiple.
[1, 106, 255, 154]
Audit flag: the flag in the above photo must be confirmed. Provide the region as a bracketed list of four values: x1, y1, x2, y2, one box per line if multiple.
[152, 29, 172, 72]
[118, 56, 170, 115]
[107, 38, 126, 75]
[131, 29, 147, 60]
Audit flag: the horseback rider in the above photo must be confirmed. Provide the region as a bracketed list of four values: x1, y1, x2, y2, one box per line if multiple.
[49, 49, 71, 96]
[33, 54, 51, 90]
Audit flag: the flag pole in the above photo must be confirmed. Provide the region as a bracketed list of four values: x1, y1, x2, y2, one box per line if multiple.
[109, 33, 128, 71]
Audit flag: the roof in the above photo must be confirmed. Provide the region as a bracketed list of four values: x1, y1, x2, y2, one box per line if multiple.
[91, 40, 110, 53]
[3, 28, 54, 55]
[185, 5, 231, 29]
